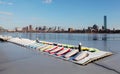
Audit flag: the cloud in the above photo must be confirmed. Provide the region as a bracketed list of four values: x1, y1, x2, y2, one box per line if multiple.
[0, 11, 13, 16]
[43, 0, 52, 4]
[0, 1, 13, 5]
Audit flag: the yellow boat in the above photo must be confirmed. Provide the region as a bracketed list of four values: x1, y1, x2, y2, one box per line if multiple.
[40, 45, 53, 51]
[81, 47, 89, 51]
[81, 47, 100, 52]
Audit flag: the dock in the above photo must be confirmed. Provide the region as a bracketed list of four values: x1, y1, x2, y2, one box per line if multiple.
[0, 35, 112, 65]
[0, 39, 120, 74]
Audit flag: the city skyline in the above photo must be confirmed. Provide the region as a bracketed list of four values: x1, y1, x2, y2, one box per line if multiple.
[8, 24, 120, 33]
[0, 0, 120, 29]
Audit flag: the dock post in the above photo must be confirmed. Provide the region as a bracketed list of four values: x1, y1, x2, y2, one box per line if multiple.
[78, 43, 82, 52]
[36, 38, 39, 43]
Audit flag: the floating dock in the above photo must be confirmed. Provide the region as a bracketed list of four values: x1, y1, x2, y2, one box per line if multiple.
[1, 35, 113, 65]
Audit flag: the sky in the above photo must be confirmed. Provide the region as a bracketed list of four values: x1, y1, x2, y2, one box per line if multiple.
[0, 0, 120, 30]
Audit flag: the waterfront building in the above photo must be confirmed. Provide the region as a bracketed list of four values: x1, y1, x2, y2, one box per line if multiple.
[102, 26, 105, 30]
[87, 27, 93, 33]
[104, 16, 107, 30]
[93, 24, 99, 30]
[15, 27, 22, 32]
[35, 27, 38, 31]
[57, 26, 61, 31]
[68, 28, 74, 32]
[22, 26, 28, 32]
[43, 26, 47, 30]
[29, 25, 33, 31]
[38, 27, 42, 30]
[54, 26, 57, 31]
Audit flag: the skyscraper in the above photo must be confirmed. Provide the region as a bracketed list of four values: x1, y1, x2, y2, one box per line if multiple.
[104, 16, 107, 30]
[29, 25, 32, 31]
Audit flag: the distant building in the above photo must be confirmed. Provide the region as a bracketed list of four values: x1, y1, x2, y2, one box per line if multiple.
[87, 26, 93, 33]
[48, 27, 52, 31]
[15, 27, 22, 32]
[43, 26, 47, 30]
[39, 27, 42, 30]
[57, 26, 61, 31]
[93, 24, 99, 30]
[68, 28, 74, 32]
[88, 26, 92, 30]
[87, 24, 99, 33]
[104, 15, 107, 30]
[26, 26, 28, 31]
[54, 26, 57, 31]
[102, 26, 105, 30]
[35, 27, 38, 31]
[29, 25, 32, 31]
[22, 26, 28, 32]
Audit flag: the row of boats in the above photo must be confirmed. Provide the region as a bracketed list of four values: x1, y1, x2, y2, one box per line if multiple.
[0, 35, 113, 65]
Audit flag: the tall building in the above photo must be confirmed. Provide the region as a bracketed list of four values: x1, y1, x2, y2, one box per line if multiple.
[104, 16, 107, 30]
[29, 25, 32, 31]
[68, 28, 74, 32]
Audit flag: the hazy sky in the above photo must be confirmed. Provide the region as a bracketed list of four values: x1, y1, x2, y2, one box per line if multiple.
[0, 0, 120, 29]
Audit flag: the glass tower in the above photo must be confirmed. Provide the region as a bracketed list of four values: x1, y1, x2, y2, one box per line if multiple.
[104, 16, 107, 30]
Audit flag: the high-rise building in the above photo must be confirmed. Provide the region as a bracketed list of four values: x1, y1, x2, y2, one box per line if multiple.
[29, 25, 32, 31]
[104, 16, 107, 30]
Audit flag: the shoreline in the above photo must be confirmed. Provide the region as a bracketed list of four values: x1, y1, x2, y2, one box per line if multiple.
[2, 31, 120, 34]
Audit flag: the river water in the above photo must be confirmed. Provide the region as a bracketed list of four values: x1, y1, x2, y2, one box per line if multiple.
[1, 32, 120, 53]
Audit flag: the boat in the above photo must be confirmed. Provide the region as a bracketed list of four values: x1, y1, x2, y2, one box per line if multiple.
[36, 45, 48, 50]
[39, 45, 53, 51]
[56, 48, 71, 56]
[49, 47, 64, 55]
[44, 46, 58, 52]
[73, 51, 89, 61]
[81, 47, 99, 52]
[64, 49, 79, 58]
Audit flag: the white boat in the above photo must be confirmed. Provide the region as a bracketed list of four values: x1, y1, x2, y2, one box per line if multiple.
[56, 48, 71, 56]
[73, 51, 89, 61]
[64, 49, 79, 58]
[49, 47, 64, 54]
